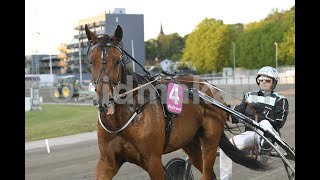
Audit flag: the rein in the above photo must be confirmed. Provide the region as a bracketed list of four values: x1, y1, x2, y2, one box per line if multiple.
[112, 75, 161, 101]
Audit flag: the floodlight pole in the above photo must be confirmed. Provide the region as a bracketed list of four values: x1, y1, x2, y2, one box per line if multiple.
[49, 54, 52, 74]
[79, 38, 83, 86]
[274, 42, 278, 70]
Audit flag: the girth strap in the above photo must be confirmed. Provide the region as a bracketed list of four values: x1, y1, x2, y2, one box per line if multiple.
[163, 114, 175, 152]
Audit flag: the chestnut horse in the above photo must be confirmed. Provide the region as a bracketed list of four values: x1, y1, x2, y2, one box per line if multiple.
[84, 24, 268, 180]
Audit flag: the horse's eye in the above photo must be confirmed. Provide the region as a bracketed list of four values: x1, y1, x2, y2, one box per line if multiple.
[88, 58, 93, 64]
[88, 54, 94, 64]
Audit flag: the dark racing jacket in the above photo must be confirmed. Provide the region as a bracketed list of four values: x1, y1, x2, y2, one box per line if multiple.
[231, 90, 289, 134]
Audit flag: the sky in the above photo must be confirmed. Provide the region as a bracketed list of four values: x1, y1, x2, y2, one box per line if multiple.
[25, 0, 295, 55]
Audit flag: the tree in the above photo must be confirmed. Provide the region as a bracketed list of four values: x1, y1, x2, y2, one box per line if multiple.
[279, 8, 295, 65]
[279, 25, 294, 65]
[182, 18, 233, 73]
[145, 33, 184, 63]
[235, 7, 295, 69]
[145, 38, 158, 60]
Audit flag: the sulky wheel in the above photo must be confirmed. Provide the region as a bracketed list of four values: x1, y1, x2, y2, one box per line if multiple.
[164, 157, 194, 180]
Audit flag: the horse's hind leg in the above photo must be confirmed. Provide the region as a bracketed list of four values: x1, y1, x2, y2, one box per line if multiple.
[199, 118, 224, 180]
[182, 137, 203, 172]
[182, 137, 217, 180]
[95, 157, 122, 180]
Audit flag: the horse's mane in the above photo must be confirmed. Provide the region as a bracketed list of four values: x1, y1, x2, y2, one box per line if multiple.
[119, 60, 155, 100]
[120, 62, 146, 85]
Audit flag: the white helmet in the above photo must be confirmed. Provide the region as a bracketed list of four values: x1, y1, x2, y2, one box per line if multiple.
[256, 66, 278, 90]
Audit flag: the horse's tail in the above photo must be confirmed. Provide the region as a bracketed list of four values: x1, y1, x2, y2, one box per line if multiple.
[219, 131, 270, 171]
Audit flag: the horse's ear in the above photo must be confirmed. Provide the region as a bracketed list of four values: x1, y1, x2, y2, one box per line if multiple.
[85, 24, 98, 44]
[114, 25, 123, 43]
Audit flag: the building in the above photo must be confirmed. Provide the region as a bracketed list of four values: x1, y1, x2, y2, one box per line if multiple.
[67, 13, 106, 74]
[67, 8, 146, 74]
[25, 55, 67, 74]
[158, 22, 164, 37]
[40, 55, 67, 74]
[25, 55, 48, 74]
[159, 59, 174, 72]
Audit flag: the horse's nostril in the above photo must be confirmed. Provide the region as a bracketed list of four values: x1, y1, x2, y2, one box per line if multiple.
[107, 101, 112, 106]
[93, 99, 99, 107]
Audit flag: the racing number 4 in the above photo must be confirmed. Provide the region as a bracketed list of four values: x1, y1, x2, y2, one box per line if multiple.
[169, 84, 180, 105]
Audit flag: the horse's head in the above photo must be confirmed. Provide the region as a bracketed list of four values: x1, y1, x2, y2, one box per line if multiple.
[85, 24, 125, 115]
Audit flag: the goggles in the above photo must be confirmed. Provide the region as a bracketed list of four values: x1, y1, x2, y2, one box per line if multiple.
[258, 77, 272, 83]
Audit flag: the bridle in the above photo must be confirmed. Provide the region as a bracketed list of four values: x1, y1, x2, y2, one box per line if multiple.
[86, 34, 158, 133]
[87, 34, 125, 113]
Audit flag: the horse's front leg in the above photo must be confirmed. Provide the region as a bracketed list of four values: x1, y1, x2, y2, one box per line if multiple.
[95, 156, 122, 180]
[145, 155, 165, 180]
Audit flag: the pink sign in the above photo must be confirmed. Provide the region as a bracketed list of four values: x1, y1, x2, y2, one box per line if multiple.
[166, 82, 183, 114]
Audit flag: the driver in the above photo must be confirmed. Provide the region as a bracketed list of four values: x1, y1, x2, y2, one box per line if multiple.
[219, 66, 289, 180]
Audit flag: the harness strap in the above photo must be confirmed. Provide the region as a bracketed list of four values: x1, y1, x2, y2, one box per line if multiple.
[98, 111, 137, 134]
[119, 47, 150, 76]
[156, 82, 178, 152]
[114, 75, 161, 100]
[163, 115, 174, 152]
[98, 100, 150, 134]
[135, 100, 150, 114]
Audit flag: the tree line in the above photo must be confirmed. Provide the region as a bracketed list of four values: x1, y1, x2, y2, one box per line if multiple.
[145, 6, 295, 74]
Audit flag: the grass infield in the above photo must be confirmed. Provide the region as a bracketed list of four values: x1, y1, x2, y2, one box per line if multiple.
[25, 104, 97, 142]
